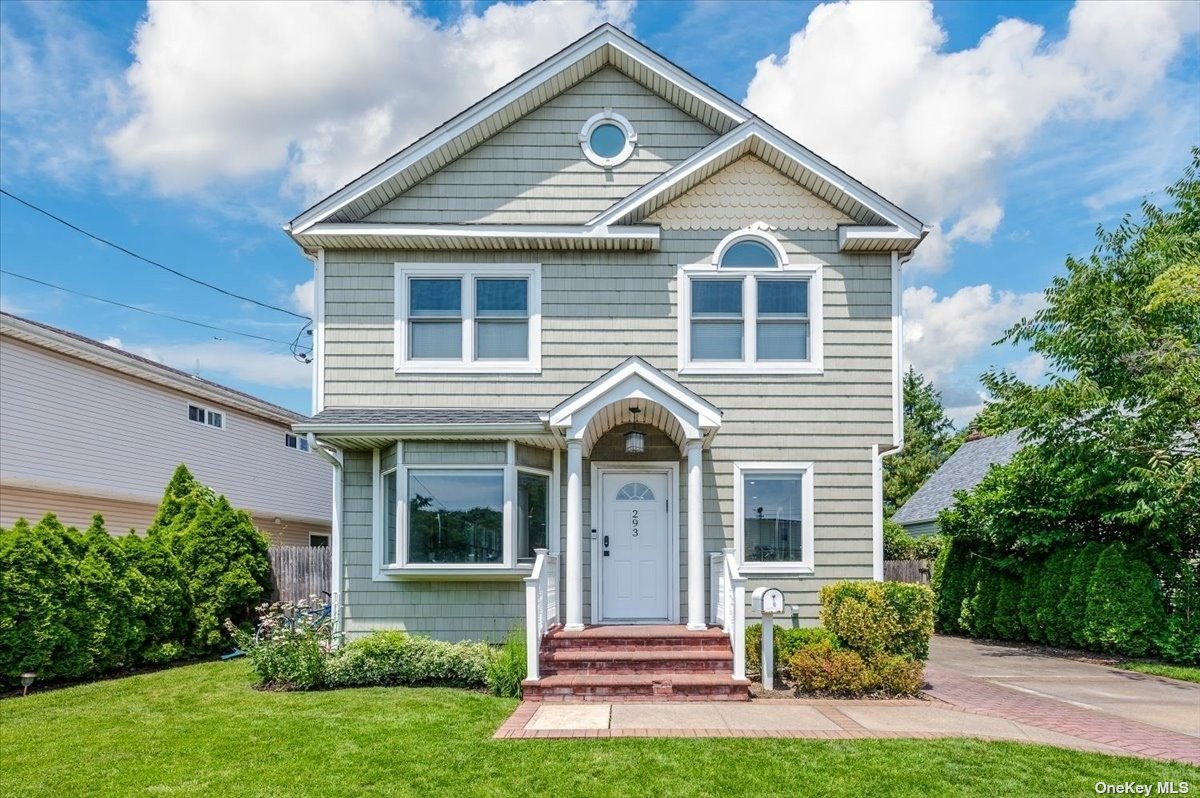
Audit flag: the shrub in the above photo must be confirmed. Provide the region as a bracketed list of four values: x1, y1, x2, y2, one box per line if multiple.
[746, 624, 838, 678]
[1018, 559, 1045, 643]
[991, 571, 1024, 641]
[1038, 549, 1075, 646]
[325, 632, 492, 689]
[912, 535, 944, 562]
[1157, 559, 1200, 665]
[879, 581, 936, 661]
[228, 599, 331, 690]
[883, 519, 915, 560]
[119, 530, 190, 663]
[788, 642, 924, 697]
[1084, 544, 1167, 658]
[933, 537, 972, 633]
[820, 581, 934, 661]
[1062, 542, 1104, 648]
[789, 641, 870, 695]
[172, 495, 271, 652]
[486, 629, 526, 698]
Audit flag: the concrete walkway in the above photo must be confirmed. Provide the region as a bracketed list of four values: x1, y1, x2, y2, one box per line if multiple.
[496, 636, 1200, 765]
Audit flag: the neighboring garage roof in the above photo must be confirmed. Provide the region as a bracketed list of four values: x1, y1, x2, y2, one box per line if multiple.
[892, 429, 1025, 527]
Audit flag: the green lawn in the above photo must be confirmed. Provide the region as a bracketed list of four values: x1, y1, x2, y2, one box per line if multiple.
[2, 661, 1197, 798]
[1120, 661, 1200, 684]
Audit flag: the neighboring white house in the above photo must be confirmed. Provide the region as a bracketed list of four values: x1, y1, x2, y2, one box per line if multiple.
[0, 312, 332, 546]
[287, 24, 927, 699]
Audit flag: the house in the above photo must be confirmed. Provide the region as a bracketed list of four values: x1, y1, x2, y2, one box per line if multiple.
[0, 312, 332, 547]
[287, 25, 926, 699]
[892, 429, 1023, 537]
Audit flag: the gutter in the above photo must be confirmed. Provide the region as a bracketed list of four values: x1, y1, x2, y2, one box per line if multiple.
[873, 250, 912, 580]
[309, 436, 346, 644]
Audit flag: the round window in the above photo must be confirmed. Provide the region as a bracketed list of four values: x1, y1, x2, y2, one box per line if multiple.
[580, 111, 636, 167]
[589, 124, 627, 159]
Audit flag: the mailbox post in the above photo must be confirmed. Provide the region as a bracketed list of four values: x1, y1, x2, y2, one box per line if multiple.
[751, 587, 785, 691]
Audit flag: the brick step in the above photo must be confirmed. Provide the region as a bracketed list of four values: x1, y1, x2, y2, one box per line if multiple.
[523, 673, 751, 702]
[542, 648, 733, 675]
[543, 625, 731, 653]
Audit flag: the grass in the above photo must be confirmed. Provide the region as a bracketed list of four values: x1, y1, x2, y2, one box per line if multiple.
[2, 660, 1197, 798]
[1120, 661, 1200, 684]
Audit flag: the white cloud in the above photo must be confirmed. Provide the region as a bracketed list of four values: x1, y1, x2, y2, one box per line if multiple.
[903, 283, 1042, 385]
[129, 340, 311, 390]
[100, 336, 124, 349]
[106, 0, 633, 200]
[290, 279, 315, 317]
[744, 0, 1199, 272]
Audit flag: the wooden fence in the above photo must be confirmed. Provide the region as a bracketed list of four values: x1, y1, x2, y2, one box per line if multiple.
[268, 546, 331, 603]
[884, 559, 932, 585]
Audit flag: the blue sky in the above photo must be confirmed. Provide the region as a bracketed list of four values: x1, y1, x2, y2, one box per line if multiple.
[1, 0, 1196, 422]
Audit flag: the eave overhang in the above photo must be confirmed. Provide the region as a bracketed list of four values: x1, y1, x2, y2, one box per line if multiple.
[289, 223, 661, 251]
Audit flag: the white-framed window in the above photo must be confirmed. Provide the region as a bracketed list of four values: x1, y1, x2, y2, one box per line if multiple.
[284, 433, 310, 452]
[677, 225, 823, 375]
[309, 534, 329, 548]
[378, 443, 557, 572]
[579, 109, 636, 168]
[734, 462, 815, 574]
[394, 263, 541, 373]
[186, 402, 224, 429]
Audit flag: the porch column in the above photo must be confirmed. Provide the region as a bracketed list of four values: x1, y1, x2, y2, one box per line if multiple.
[564, 439, 584, 630]
[686, 439, 706, 631]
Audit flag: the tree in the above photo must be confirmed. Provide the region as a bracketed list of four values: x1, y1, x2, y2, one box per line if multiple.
[883, 368, 961, 515]
[979, 149, 1200, 560]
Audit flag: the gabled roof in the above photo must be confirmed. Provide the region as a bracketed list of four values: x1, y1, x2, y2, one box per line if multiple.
[287, 24, 748, 236]
[589, 120, 926, 249]
[892, 430, 1024, 526]
[0, 311, 305, 426]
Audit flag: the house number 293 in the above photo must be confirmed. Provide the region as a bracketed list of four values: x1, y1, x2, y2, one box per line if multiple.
[631, 509, 639, 537]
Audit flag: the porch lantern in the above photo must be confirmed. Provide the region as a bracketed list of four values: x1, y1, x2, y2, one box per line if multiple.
[624, 406, 646, 454]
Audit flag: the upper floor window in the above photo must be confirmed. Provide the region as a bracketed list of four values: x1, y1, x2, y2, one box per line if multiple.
[285, 433, 310, 452]
[187, 403, 224, 429]
[395, 263, 541, 373]
[678, 225, 823, 375]
[580, 109, 636, 168]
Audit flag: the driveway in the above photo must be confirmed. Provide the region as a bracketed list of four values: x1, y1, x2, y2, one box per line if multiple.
[926, 635, 1200, 763]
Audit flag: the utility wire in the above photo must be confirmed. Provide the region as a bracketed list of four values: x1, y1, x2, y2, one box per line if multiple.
[0, 269, 311, 351]
[0, 188, 309, 321]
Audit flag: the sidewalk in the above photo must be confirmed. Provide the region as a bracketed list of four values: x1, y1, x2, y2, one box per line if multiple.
[495, 697, 1127, 754]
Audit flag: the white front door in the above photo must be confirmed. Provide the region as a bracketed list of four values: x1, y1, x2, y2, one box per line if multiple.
[600, 470, 671, 622]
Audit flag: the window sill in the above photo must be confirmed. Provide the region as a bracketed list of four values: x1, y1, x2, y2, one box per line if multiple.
[680, 363, 823, 376]
[738, 563, 815, 576]
[377, 565, 535, 581]
[395, 362, 541, 375]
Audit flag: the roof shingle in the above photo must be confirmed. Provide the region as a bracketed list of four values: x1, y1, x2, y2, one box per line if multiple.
[892, 430, 1024, 526]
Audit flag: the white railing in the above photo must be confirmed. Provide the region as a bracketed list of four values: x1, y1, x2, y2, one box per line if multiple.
[523, 548, 560, 681]
[709, 546, 747, 680]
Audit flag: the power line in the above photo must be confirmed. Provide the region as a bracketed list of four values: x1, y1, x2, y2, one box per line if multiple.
[0, 269, 311, 351]
[0, 188, 309, 321]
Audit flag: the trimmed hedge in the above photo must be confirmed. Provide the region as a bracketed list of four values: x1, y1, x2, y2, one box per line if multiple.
[0, 465, 272, 684]
[325, 631, 493, 689]
[933, 540, 1195, 664]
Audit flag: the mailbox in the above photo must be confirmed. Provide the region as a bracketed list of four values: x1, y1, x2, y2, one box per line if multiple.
[752, 586, 785, 615]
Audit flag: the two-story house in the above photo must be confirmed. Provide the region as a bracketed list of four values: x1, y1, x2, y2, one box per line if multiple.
[289, 25, 925, 701]
[0, 312, 332, 546]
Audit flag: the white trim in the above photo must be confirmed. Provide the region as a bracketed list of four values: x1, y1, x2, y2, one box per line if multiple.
[590, 461, 680, 625]
[294, 422, 548, 437]
[733, 461, 815, 575]
[678, 258, 824, 376]
[312, 248, 325, 414]
[580, 108, 637, 168]
[874, 250, 911, 581]
[587, 120, 925, 238]
[185, 399, 226, 431]
[711, 223, 789, 267]
[293, 223, 660, 248]
[871, 444, 884, 581]
[547, 356, 721, 441]
[287, 25, 748, 235]
[309, 442, 344, 645]
[839, 226, 922, 252]
[394, 262, 542, 374]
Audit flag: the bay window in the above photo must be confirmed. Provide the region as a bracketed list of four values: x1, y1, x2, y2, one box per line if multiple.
[395, 263, 541, 373]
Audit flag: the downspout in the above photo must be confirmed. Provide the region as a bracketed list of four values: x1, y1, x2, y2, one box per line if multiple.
[873, 250, 912, 580]
[310, 436, 345, 643]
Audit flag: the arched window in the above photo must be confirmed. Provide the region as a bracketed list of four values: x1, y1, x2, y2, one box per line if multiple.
[616, 482, 655, 501]
[720, 239, 778, 269]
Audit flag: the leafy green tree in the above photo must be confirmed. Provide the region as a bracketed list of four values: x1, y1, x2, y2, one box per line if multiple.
[884, 368, 961, 515]
[979, 151, 1200, 559]
[148, 464, 215, 537]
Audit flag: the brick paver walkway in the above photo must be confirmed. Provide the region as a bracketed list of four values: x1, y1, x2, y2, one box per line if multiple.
[923, 663, 1200, 765]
